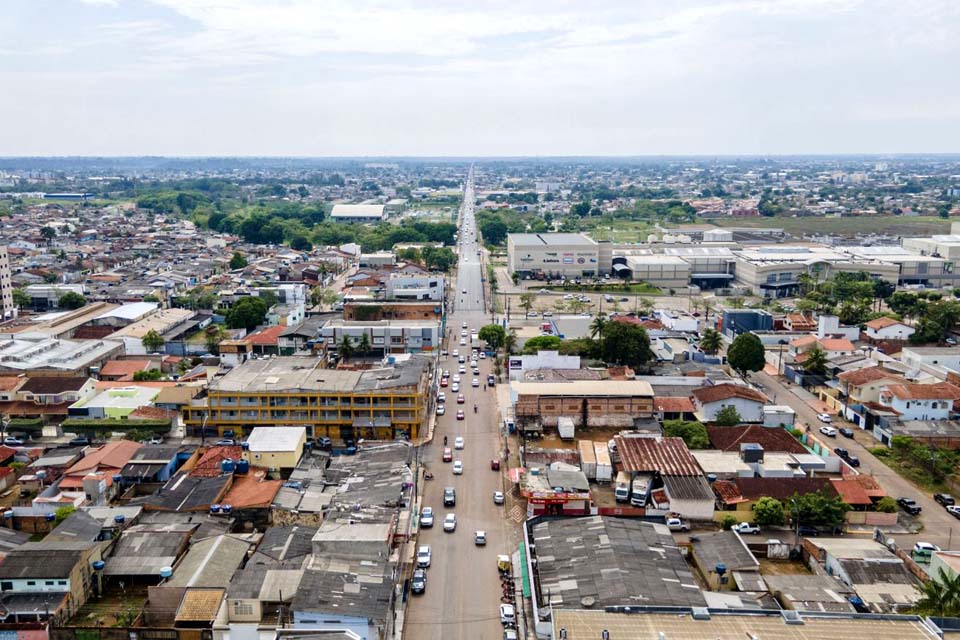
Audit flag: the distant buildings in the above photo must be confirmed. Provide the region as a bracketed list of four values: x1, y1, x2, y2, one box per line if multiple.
[330, 204, 387, 223]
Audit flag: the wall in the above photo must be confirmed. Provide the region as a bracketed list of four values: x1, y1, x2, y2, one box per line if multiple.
[845, 511, 899, 526]
[699, 397, 764, 423]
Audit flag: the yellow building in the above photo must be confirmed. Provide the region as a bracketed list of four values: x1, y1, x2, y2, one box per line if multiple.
[242, 426, 306, 469]
[183, 355, 431, 441]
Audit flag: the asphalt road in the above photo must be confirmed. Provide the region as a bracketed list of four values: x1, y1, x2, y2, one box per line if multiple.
[405, 169, 513, 640]
[753, 369, 960, 550]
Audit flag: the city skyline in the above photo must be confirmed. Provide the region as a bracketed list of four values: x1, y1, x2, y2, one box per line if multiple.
[3, 0, 959, 156]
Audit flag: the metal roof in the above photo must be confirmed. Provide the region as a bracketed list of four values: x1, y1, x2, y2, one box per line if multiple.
[615, 435, 702, 475]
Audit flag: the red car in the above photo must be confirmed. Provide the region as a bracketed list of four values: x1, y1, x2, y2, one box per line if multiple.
[457, 394, 465, 404]
[490, 458, 501, 471]
[440, 378, 448, 387]
[456, 410, 465, 420]
[443, 448, 453, 462]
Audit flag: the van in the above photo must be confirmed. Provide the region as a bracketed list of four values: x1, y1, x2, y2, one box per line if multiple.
[614, 471, 631, 503]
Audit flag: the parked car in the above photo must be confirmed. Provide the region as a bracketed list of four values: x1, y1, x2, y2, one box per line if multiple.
[474, 530, 487, 546]
[443, 487, 456, 507]
[839, 427, 854, 438]
[666, 517, 689, 532]
[149, 434, 165, 445]
[416, 545, 432, 568]
[947, 505, 960, 519]
[493, 491, 505, 505]
[935, 493, 956, 507]
[796, 524, 820, 537]
[436, 405, 445, 416]
[3, 437, 24, 446]
[898, 497, 922, 515]
[69, 437, 92, 447]
[732, 523, 761, 535]
[491, 458, 501, 471]
[411, 569, 427, 594]
[819, 426, 837, 437]
[817, 413, 832, 423]
[421, 506, 434, 528]
[500, 604, 516, 626]
[214, 439, 235, 446]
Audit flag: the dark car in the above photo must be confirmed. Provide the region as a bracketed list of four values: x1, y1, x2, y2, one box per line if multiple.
[69, 437, 92, 447]
[834, 447, 849, 458]
[796, 524, 820, 537]
[898, 497, 922, 515]
[935, 493, 956, 507]
[844, 454, 860, 467]
[487, 374, 496, 386]
[411, 569, 427, 594]
[443, 487, 456, 507]
[839, 427, 854, 438]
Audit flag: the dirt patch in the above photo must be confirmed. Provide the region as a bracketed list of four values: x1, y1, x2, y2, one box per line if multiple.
[759, 558, 811, 576]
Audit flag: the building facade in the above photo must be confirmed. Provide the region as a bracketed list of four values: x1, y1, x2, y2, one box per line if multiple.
[507, 233, 602, 278]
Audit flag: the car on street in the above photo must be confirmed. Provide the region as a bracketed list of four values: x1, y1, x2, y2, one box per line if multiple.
[479, 351, 486, 359]
[503, 629, 518, 640]
[444, 487, 456, 506]
[817, 413, 832, 423]
[666, 517, 689, 532]
[443, 448, 453, 462]
[460, 329, 467, 337]
[898, 497, 922, 515]
[472, 378, 480, 387]
[456, 394, 465, 404]
[732, 522, 761, 535]
[839, 427, 854, 438]
[69, 436, 92, 447]
[797, 524, 820, 537]
[819, 426, 837, 437]
[411, 569, 427, 594]
[421, 507, 434, 528]
[472, 530, 487, 546]
[454, 436, 464, 450]
[462, 322, 468, 329]
[416, 545, 431, 568]
[490, 458, 501, 471]
[947, 505, 960, 519]
[456, 410, 465, 420]
[493, 490, 505, 504]
[437, 391, 446, 403]
[149, 434, 165, 445]
[459, 365, 467, 374]
[452, 375, 460, 383]
[3, 437, 24, 446]
[500, 604, 516, 626]
[215, 439, 236, 446]
[436, 405, 445, 416]
[834, 447, 860, 466]
[487, 374, 496, 386]
[440, 377, 448, 387]
[451, 383, 460, 393]
[453, 461, 463, 475]
[452, 350, 460, 358]
[472, 367, 480, 376]
[935, 493, 956, 507]
[443, 513, 457, 532]
[459, 338, 466, 346]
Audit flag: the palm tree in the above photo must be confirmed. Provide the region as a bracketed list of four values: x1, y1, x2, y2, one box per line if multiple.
[638, 297, 655, 316]
[802, 346, 829, 376]
[699, 328, 723, 355]
[503, 329, 517, 356]
[339, 335, 354, 362]
[915, 568, 960, 616]
[589, 313, 608, 349]
[357, 332, 371, 356]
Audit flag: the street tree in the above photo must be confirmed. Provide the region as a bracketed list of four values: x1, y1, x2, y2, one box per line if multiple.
[58, 291, 87, 310]
[12, 288, 30, 311]
[802, 346, 829, 376]
[478, 324, 507, 351]
[225, 297, 268, 330]
[790, 491, 849, 530]
[205, 325, 229, 354]
[752, 497, 786, 526]
[518, 292, 536, 315]
[600, 321, 653, 369]
[727, 333, 765, 377]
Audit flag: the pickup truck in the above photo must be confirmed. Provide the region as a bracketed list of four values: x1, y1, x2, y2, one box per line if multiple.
[665, 517, 689, 532]
[732, 522, 761, 535]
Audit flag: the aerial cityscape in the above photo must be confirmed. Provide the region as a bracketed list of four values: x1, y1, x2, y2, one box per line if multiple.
[3, 2, 960, 640]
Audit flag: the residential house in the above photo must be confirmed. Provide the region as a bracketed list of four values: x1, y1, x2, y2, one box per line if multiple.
[713, 476, 838, 520]
[0, 538, 106, 615]
[691, 383, 769, 423]
[863, 317, 915, 342]
[783, 313, 816, 332]
[689, 531, 760, 591]
[877, 382, 960, 421]
[59, 440, 143, 493]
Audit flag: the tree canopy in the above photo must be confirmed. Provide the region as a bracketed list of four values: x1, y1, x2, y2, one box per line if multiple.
[662, 420, 709, 449]
[141, 329, 165, 353]
[599, 321, 653, 368]
[229, 252, 248, 270]
[225, 297, 269, 330]
[752, 497, 785, 526]
[478, 324, 507, 351]
[727, 333, 765, 377]
[521, 335, 562, 354]
[58, 291, 87, 310]
[714, 405, 742, 426]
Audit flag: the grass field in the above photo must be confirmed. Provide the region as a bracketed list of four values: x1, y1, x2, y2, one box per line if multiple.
[577, 219, 655, 243]
[705, 215, 951, 238]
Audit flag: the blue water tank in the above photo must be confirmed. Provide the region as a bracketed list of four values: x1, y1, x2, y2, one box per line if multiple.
[3, 511, 13, 519]
[221, 458, 235, 474]
[36, 470, 47, 480]
[210, 504, 221, 514]
[92, 560, 105, 571]
[236, 459, 250, 474]
[112, 474, 124, 483]
[160, 567, 173, 579]
[241, 442, 250, 451]
[45, 513, 56, 522]
[388, 356, 396, 364]
[221, 504, 233, 514]
[114, 515, 125, 524]
[715, 563, 727, 576]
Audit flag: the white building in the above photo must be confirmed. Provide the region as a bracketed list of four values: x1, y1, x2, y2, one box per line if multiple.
[0, 246, 14, 320]
[330, 204, 386, 223]
[507, 233, 603, 278]
[507, 351, 581, 381]
[321, 319, 442, 355]
[384, 273, 445, 302]
[691, 383, 769, 423]
[900, 346, 960, 373]
[877, 382, 960, 421]
[863, 317, 915, 342]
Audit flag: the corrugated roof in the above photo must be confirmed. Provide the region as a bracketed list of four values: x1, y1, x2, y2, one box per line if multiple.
[175, 588, 225, 622]
[615, 436, 702, 476]
[511, 380, 654, 397]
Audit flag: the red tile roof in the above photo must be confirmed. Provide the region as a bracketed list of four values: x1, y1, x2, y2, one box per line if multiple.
[0, 446, 17, 461]
[654, 397, 695, 413]
[615, 435, 702, 476]
[733, 476, 837, 501]
[190, 446, 244, 478]
[865, 317, 908, 330]
[244, 325, 285, 346]
[837, 366, 902, 387]
[883, 382, 960, 401]
[830, 478, 873, 506]
[129, 406, 177, 420]
[819, 338, 855, 352]
[712, 479, 747, 505]
[222, 472, 282, 509]
[0, 377, 24, 392]
[791, 336, 818, 348]
[692, 383, 768, 405]
[849, 474, 886, 498]
[706, 425, 808, 454]
[66, 440, 142, 476]
[100, 360, 151, 378]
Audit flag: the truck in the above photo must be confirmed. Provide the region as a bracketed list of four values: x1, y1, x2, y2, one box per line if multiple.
[558, 416, 575, 441]
[578, 439, 597, 480]
[593, 441, 613, 483]
[630, 473, 653, 507]
[614, 471, 631, 503]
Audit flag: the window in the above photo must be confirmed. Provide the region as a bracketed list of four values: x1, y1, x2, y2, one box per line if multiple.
[233, 602, 254, 616]
[58, 581, 67, 586]
[0, 582, 11, 591]
[27, 581, 36, 586]
[45, 581, 54, 586]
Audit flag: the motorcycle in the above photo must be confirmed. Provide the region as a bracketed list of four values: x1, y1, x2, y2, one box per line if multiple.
[424, 471, 434, 480]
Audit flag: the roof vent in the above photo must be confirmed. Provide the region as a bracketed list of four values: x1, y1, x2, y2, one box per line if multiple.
[691, 607, 710, 620]
[580, 596, 595, 608]
[781, 610, 804, 625]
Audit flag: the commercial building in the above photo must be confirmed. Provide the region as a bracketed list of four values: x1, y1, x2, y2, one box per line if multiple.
[183, 355, 431, 440]
[507, 233, 604, 278]
[663, 246, 736, 290]
[330, 204, 386, 223]
[383, 273, 445, 301]
[242, 426, 307, 470]
[21, 284, 86, 312]
[838, 245, 956, 288]
[510, 380, 654, 432]
[320, 318, 441, 355]
[0, 335, 123, 376]
[610, 252, 691, 289]
[110, 307, 196, 355]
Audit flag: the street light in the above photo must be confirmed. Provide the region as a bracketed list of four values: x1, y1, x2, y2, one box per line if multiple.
[777, 339, 789, 376]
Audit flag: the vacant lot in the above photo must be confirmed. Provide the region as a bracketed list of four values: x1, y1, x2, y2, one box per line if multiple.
[706, 215, 951, 238]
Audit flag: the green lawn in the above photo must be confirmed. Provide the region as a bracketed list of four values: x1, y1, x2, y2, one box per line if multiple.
[869, 446, 954, 493]
[705, 215, 951, 237]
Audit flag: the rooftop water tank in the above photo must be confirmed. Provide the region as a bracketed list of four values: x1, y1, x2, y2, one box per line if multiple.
[45, 513, 56, 522]
[210, 504, 221, 514]
[221, 505, 233, 514]
[221, 458, 235, 474]
[160, 567, 173, 579]
[236, 459, 250, 474]
[114, 515, 126, 524]
[92, 560, 105, 571]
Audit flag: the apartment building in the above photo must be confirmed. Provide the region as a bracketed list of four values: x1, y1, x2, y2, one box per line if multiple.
[183, 355, 431, 440]
[0, 246, 14, 320]
[320, 318, 441, 355]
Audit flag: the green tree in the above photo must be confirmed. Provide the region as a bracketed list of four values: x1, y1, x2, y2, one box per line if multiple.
[802, 346, 829, 376]
[58, 291, 87, 310]
[600, 321, 653, 368]
[338, 335, 354, 362]
[225, 297, 268, 330]
[875, 496, 897, 513]
[479, 217, 508, 245]
[40, 226, 56, 240]
[311, 288, 339, 309]
[54, 505, 76, 526]
[720, 515, 738, 531]
[911, 299, 960, 344]
[714, 405, 742, 426]
[133, 369, 163, 381]
[229, 252, 248, 270]
[204, 325, 229, 354]
[141, 329, 165, 353]
[589, 313, 608, 347]
[478, 324, 507, 351]
[790, 490, 849, 529]
[12, 288, 30, 311]
[915, 568, 960, 617]
[699, 328, 723, 355]
[357, 332, 371, 355]
[662, 420, 709, 449]
[518, 292, 536, 315]
[752, 497, 785, 526]
[290, 235, 313, 251]
[521, 335, 562, 354]
[727, 333, 765, 377]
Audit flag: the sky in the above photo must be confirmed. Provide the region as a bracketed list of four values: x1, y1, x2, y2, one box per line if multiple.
[1, 0, 959, 156]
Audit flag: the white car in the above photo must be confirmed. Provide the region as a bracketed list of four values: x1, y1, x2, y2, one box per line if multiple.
[452, 350, 460, 358]
[453, 461, 463, 475]
[421, 507, 434, 528]
[417, 545, 432, 567]
[443, 513, 457, 532]
[666, 517, 689, 532]
[437, 391, 446, 403]
[451, 383, 460, 392]
[460, 329, 468, 337]
[454, 436, 465, 450]
[479, 352, 486, 359]
[452, 375, 461, 383]
[436, 405, 445, 416]
[493, 491, 505, 505]
[459, 338, 467, 346]
[500, 603, 516, 625]
[459, 365, 466, 374]
[474, 530, 487, 546]
[732, 522, 761, 535]
[472, 378, 480, 387]
[819, 425, 838, 437]
[461, 322, 468, 329]
[817, 413, 832, 423]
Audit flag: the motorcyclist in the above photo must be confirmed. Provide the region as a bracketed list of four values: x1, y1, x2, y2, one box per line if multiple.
[443, 435, 448, 446]
[473, 404, 478, 413]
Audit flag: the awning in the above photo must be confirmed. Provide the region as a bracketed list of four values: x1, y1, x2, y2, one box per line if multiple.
[690, 273, 734, 279]
[518, 543, 531, 598]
